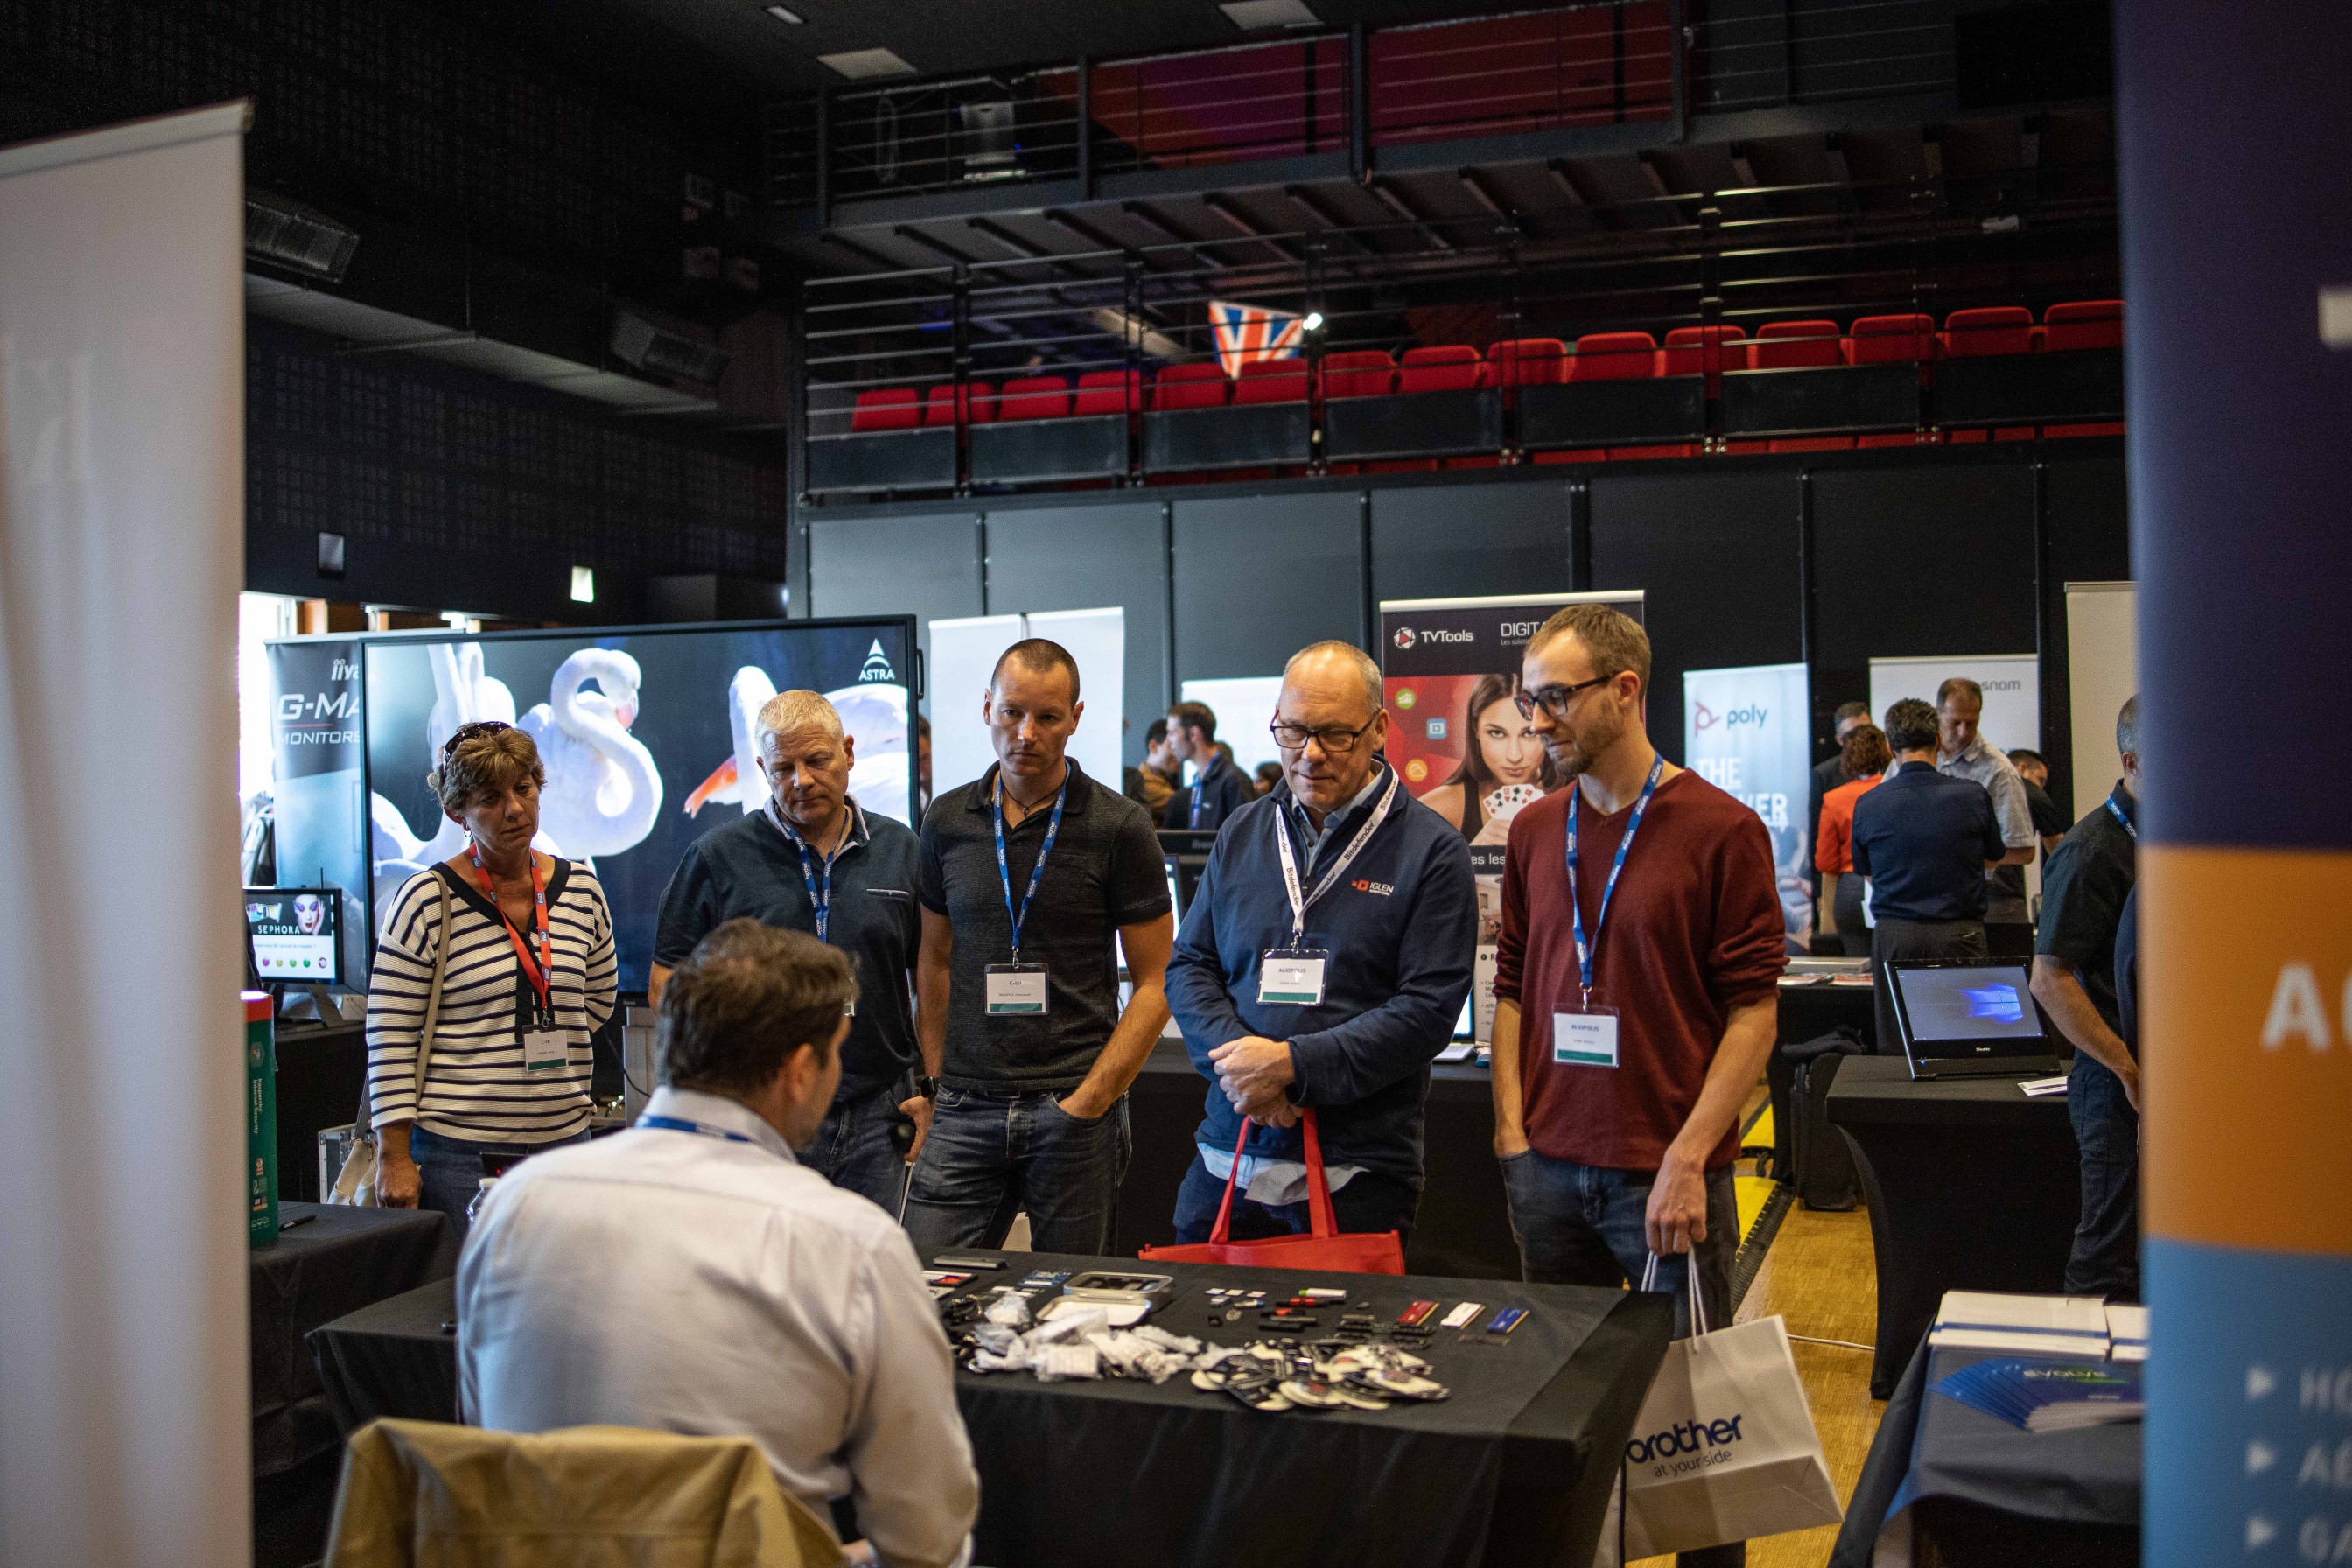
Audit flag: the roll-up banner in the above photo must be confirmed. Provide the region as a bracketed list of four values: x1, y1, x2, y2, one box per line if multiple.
[1379, 592, 1644, 1040]
[2121, 5, 2352, 1564]
[266, 639, 369, 986]
[1684, 663, 1814, 956]
[1866, 654, 2040, 756]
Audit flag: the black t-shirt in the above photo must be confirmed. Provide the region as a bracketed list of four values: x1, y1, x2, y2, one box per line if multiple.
[2114, 881, 2138, 1057]
[652, 804, 922, 1097]
[2034, 783, 2138, 1036]
[920, 759, 1172, 1093]
[2023, 779, 2069, 838]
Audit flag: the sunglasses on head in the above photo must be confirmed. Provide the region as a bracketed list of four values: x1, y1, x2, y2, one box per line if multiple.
[441, 719, 514, 758]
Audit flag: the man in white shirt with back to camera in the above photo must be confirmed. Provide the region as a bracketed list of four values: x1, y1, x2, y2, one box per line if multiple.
[460, 920, 977, 1568]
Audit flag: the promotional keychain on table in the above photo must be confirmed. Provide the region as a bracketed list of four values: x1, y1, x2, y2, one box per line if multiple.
[770, 798, 858, 1014]
[985, 772, 1068, 1016]
[466, 838, 564, 1073]
[1262, 768, 1401, 1006]
[1553, 754, 1664, 1070]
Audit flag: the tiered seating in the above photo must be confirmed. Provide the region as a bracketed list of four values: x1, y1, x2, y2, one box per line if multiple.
[1329, 344, 1501, 461]
[993, 376, 1071, 421]
[1941, 306, 2034, 358]
[1322, 350, 1397, 399]
[924, 382, 994, 426]
[1397, 345, 1494, 392]
[2043, 299, 2123, 352]
[849, 388, 920, 431]
[1233, 358, 1310, 403]
[1751, 320, 1847, 368]
[1849, 314, 1938, 363]
[1489, 338, 1568, 389]
[1152, 362, 1228, 410]
[1662, 326, 1747, 382]
[1073, 370, 1143, 416]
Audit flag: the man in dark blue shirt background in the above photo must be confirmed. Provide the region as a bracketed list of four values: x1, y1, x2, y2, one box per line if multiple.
[1850, 697, 2010, 1050]
[1162, 699, 1254, 832]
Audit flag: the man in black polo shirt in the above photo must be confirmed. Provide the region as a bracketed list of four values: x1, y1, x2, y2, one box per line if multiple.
[906, 639, 1175, 1255]
[1164, 699, 1253, 832]
[2030, 696, 2143, 1299]
[652, 689, 926, 1210]
[1850, 697, 2011, 1050]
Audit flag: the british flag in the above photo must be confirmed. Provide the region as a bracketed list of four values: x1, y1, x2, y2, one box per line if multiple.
[1208, 300, 1306, 378]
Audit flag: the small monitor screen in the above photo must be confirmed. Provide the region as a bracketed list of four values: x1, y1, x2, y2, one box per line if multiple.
[245, 886, 341, 984]
[1165, 856, 1184, 920]
[1892, 962, 2042, 1046]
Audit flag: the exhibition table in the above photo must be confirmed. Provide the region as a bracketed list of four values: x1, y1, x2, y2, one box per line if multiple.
[1830, 1335, 2140, 1567]
[1827, 1059, 2080, 1396]
[271, 1019, 366, 1202]
[312, 1250, 1673, 1568]
[1763, 975, 1879, 1184]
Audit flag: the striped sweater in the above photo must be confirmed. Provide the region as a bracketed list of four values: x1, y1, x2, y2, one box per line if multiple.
[366, 860, 618, 1144]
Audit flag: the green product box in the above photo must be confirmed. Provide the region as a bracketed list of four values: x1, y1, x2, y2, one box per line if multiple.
[245, 991, 278, 1245]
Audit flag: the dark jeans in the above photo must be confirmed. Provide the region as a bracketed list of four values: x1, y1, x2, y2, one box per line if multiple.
[902, 1086, 1130, 1256]
[807, 1080, 912, 1214]
[1501, 1150, 1744, 1568]
[2064, 1051, 2140, 1300]
[1171, 1157, 1420, 1248]
[1870, 915, 1988, 1053]
[408, 1124, 590, 1242]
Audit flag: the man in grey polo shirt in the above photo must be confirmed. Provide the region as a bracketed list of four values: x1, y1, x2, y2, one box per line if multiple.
[1932, 677, 2039, 952]
[905, 639, 1175, 1255]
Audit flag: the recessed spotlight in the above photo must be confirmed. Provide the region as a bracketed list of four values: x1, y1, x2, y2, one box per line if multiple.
[820, 47, 917, 80]
[766, 4, 803, 21]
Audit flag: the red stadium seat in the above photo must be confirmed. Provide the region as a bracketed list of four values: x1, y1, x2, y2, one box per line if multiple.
[2043, 422, 2127, 439]
[1752, 320, 1846, 369]
[1662, 326, 1748, 377]
[849, 388, 920, 432]
[922, 382, 995, 427]
[1490, 338, 1569, 388]
[2043, 299, 2124, 353]
[1152, 363, 1229, 411]
[1233, 357, 1310, 404]
[1073, 370, 1143, 416]
[1609, 444, 1700, 460]
[1941, 306, 2034, 359]
[1397, 345, 1494, 393]
[1850, 314, 1939, 363]
[1321, 350, 1397, 399]
[1856, 431, 1941, 448]
[1569, 332, 1659, 382]
[994, 376, 1070, 421]
[1768, 437, 1855, 452]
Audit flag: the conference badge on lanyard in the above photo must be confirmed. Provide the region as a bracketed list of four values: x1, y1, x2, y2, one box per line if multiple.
[466, 844, 567, 1073]
[986, 772, 1066, 1017]
[771, 801, 856, 1014]
[1262, 771, 1401, 1007]
[1550, 756, 1663, 1072]
[1258, 947, 1331, 1006]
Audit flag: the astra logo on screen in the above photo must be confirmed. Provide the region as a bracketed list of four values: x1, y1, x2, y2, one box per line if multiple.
[858, 640, 896, 682]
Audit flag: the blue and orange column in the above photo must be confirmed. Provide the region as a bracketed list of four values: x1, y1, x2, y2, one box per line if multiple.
[2120, 4, 2352, 1563]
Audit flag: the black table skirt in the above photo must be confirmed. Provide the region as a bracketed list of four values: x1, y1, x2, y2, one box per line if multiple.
[312, 1250, 1672, 1568]
[251, 1200, 453, 1476]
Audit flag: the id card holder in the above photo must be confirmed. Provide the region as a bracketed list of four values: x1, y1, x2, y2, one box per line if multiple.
[1257, 947, 1331, 1006]
[1550, 1004, 1620, 1068]
[521, 1028, 568, 1073]
[984, 963, 1049, 1016]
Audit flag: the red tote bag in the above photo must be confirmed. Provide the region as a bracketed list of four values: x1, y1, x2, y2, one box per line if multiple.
[1139, 1108, 1406, 1275]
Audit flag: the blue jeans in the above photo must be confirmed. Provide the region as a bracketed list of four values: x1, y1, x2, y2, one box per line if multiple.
[902, 1087, 1130, 1256]
[409, 1124, 590, 1243]
[1171, 1158, 1420, 1247]
[807, 1081, 913, 1214]
[1501, 1150, 1744, 1568]
[2064, 1051, 2140, 1300]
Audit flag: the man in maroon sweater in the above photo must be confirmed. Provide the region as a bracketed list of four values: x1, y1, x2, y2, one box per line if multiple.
[1491, 604, 1784, 1567]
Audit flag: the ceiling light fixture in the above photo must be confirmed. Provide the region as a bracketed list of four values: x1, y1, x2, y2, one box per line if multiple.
[1302, 311, 1325, 331]
[819, 47, 917, 80]
[765, 4, 803, 22]
[1219, 0, 1320, 31]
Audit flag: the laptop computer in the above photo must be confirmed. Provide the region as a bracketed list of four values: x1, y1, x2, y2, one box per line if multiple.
[1884, 959, 2062, 1082]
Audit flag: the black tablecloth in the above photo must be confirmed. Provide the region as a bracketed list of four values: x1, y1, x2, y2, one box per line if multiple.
[1827, 1058, 2080, 1396]
[1831, 1336, 2141, 1567]
[251, 1201, 453, 1476]
[311, 1250, 1672, 1568]
[1764, 977, 1877, 1184]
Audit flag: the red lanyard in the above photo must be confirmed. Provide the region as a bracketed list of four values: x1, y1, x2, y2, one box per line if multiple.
[466, 842, 552, 1020]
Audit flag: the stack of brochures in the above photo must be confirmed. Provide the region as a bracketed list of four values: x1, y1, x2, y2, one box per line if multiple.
[1932, 1357, 2146, 1431]
[2104, 1303, 2148, 1362]
[1930, 1292, 2112, 1356]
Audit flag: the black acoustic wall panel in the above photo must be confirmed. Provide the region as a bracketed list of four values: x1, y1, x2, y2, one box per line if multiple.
[983, 504, 1172, 766]
[2041, 455, 2132, 816]
[1590, 471, 1804, 762]
[1369, 483, 1576, 606]
[1172, 492, 1365, 682]
[808, 512, 984, 714]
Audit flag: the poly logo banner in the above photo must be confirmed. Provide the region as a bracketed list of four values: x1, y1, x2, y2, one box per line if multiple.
[1684, 662, 1813, 955]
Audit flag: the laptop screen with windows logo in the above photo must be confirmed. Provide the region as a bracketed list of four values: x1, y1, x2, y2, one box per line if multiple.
[1892, 962, 2046, 1046]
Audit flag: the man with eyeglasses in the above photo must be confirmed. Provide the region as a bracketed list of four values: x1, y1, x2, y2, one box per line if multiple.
[1164, 641, 1476, 1249]
[1490, 607, 1783, 1568]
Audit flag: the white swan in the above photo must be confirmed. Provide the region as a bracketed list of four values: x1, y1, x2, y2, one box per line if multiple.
[683, 666, 778, 817]
[518, 648, 662, 860]
[681, 669, 914, 827]
[370, 642, 521, 931]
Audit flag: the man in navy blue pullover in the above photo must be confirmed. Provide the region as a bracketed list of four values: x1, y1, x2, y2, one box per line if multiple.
[1165, 640, 1477, 1244]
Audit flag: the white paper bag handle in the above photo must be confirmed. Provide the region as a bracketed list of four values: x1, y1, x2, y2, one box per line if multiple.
[1638, 1250, 1711, 1336]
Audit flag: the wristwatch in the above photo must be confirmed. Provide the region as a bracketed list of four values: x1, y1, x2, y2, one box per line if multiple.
[916, 1075, 940, 1100]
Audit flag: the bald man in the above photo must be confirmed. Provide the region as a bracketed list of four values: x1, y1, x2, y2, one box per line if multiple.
[1164, 641, 1476, 1248]
[653, 690, 930, 1211]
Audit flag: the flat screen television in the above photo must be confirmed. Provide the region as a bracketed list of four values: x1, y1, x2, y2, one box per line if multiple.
[1885, 959, 2061, 1079]
[244, 886, 341, 985]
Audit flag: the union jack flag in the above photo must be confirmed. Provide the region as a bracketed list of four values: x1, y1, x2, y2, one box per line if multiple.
[1208, 300, 1305, 378]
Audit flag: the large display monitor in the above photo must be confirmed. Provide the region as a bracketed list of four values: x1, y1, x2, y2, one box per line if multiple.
[1885, 960, 2060, 1079]
[244, 886, 342, 984]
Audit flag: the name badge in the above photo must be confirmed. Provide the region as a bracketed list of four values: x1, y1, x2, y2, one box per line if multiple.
[1258, 948, 1331, 1006]
[984, 963, 1049, 1016]
[1551, 1006, 1620, 1068]
[521, 1029, 569, 1073]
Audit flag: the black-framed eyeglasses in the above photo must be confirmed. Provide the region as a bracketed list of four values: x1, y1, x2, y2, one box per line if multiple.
[1513, 675, 1614, 721]
[441, 719, 514, 758]
[1270, 715, 1382, 754]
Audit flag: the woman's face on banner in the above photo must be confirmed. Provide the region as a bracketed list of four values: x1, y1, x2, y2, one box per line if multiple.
[1475, 696, 1544, 787]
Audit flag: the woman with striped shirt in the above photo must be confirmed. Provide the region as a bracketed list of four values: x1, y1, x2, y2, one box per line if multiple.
[367, 721, 618, 1233]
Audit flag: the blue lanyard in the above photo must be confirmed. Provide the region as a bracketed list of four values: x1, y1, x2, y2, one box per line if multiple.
[771, 802, 858, 942]
[2105, 794, 2137, 842]
[1564, 754, 1666, 1002]
[993, 770, 1068, 966]
[638, 1114, 752, 1144]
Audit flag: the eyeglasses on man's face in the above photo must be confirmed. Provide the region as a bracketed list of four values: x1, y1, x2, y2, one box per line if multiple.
[1269, 715, 1380, 753]
[1513, 674, 1614, 722]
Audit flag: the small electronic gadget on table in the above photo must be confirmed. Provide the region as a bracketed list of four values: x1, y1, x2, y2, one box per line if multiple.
[1885, 959, 2062, 1081]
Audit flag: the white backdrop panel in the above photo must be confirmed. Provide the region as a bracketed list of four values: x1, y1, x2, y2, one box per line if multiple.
[927, 609, 1124, 799]
[2066, 581, 2138, 816]
[1869, 653, 2040, 755]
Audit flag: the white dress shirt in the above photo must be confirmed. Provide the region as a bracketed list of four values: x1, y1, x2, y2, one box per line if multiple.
[458, 1086, 977, 1568]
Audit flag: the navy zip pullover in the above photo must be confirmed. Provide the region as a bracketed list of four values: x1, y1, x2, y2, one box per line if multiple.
[1163, 752, 1255, 832]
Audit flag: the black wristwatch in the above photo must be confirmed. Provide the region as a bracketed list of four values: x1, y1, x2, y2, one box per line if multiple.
[916, 1075, 940, 1100]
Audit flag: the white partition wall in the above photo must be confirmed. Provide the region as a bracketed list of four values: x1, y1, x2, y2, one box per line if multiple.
[2064, 581, 2138, 816]
[0, 105, 252, 1568]
[1868, 652, 2040, 753]
[928, 608, 1125, 797]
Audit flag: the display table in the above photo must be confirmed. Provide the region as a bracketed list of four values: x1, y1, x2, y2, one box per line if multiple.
[1827, 1059, 2080, 1396]
[312, 1250, 1673, 1568]
[1830, 1335, 2140, 1566]
[252, 1201, 453, 1476]
[1765, 975, 1879, 1183]
[271, 1019, 366, 1202]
